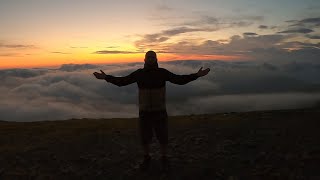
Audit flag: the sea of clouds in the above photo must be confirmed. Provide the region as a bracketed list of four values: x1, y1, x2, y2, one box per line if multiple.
[1, 60, 320, 121]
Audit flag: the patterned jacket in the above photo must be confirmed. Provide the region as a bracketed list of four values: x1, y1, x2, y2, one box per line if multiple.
[104, 67, 198, 113]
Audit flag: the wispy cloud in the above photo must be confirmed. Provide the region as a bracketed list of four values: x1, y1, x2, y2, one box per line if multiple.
[306, 34, 320, 39]
[258, 25, 268, 29]
[300, 17, 320, 24]
[243, 32, 258, 36]
[51, 51, 71, 54]
[181, 15, 261, 28]
[94, 50, 141, 54]
[290, 17, 320, 27]
[135, 13, 270, 52]
[156, 4, 174, 12]
[0, 53, 20, 57]
[130, 15, 320, 62]
[278, 28, 314, 34]
[105, 46, 120, 49]
[70, 46, 88, 49]
[147, 34, 287, 56]
[134, 26, 218, 49]
[0, 43, 35, 49]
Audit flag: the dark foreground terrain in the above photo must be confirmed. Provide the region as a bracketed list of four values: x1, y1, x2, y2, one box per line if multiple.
[0, 108, 320, 180]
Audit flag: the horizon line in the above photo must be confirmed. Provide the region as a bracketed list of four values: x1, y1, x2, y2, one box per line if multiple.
[0, 59, 249, 70]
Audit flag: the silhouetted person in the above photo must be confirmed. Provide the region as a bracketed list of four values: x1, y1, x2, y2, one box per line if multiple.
[93, 51, 210, 172]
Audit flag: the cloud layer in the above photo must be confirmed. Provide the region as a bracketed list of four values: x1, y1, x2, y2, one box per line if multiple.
[128, 16, 320, 62]
[1, 60, 320, 121]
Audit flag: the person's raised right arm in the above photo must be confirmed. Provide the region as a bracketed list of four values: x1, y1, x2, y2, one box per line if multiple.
[93, 69, 140, 87]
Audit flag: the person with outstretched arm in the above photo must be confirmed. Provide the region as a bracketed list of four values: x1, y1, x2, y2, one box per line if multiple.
[93, 51, 210, 172]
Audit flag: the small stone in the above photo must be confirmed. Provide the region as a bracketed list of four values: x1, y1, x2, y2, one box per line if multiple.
[228, 176, 238, 180]
[120, 149, 127, 155]
[302, 152, 309, 159]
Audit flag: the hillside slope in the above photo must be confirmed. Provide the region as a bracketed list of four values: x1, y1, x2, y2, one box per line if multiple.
[0, 109, 320, 179]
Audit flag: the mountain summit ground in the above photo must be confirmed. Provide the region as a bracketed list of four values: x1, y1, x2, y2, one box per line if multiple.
[0, 108, 320, 179]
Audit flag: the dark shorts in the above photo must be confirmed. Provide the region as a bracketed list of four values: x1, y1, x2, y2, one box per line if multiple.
[139, 110, 168, 145]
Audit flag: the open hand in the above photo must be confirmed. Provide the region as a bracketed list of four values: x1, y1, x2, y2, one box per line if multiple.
[93, 70, 107, 79]
[196, 67, 210, 77]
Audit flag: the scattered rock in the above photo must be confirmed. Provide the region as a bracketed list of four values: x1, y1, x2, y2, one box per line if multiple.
[228, 176, 239, 180]
[120, 149, 127, 155]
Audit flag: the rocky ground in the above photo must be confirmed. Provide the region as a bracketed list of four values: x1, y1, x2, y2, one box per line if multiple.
[0, 108, 320, 180]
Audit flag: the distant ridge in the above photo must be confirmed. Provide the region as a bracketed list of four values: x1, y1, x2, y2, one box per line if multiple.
[0, 107, 318, 123]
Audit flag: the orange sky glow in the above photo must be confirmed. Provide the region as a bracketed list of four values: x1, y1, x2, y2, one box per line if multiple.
[1, 0, 318, 69]
[0, 50, 243, 69]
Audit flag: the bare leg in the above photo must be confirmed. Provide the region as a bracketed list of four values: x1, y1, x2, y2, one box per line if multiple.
[140, 144, 151, 171]
[160, 143, 170, 172]
[160, 144, 167, 157]
[143, 144, 150, 156]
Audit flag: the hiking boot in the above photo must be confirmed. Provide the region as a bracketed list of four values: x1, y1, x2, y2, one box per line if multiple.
[161, 156, 171, 173]
[139, 155, 151, 172]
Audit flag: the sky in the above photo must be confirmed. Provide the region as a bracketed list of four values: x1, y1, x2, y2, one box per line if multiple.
[1, 0, 320, 68]
[1, 0, 320, 121]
